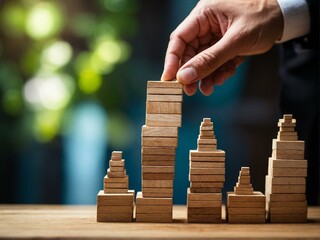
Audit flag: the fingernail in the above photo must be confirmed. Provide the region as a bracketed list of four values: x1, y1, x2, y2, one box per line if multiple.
[178, 67, 197, 84]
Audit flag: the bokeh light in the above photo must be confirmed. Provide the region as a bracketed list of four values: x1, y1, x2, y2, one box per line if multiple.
[33, 110, 62, 142]
[78, 68, 102, 94]
[2, 89, 23, 115]
[25, 2, 63, 40]
[41, 41, 73, 69]
[0, 3, 26, 36]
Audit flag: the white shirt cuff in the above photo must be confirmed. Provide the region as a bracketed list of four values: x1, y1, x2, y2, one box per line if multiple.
[276, 0, 311, 43]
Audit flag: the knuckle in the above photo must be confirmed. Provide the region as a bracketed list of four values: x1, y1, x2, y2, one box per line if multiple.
[197, 51, 218, 73]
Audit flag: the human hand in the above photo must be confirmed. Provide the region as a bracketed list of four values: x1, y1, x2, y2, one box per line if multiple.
[161, 0, 283, 96]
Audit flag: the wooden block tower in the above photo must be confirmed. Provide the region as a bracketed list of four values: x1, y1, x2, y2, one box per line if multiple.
[136, 80, 183, 223]
[227, 167, 266, 223]
[265, 114, 307, 223]
[97, 151, 135, 222]
[187, 118, 225, 223]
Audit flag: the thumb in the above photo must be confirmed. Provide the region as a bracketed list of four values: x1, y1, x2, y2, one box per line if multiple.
[177, 29, 239, 85]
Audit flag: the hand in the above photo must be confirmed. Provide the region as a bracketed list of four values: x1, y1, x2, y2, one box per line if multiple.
[161, 0, 283, 96]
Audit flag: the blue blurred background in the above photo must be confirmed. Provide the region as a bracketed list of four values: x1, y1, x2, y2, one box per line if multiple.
[0, 0, 281, 204]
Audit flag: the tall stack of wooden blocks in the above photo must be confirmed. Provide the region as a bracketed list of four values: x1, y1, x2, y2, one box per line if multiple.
[136, 80, 183, 223]
[227, 167, 266, 223]
[187, 118, 225, 223]
[96, 151, 134, 222]
[265, 114, 307, 223]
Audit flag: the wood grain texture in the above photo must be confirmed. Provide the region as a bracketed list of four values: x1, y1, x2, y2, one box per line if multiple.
[0, 205, 319, 239]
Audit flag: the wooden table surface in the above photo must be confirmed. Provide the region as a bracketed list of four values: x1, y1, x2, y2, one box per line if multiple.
[0, 205, 319, 239]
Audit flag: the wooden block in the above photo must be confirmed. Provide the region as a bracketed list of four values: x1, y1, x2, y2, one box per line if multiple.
[104, 188, 129, 193]
[270, 167, 307, 177]
[190, 161, 225, 168]
[147, 80, 182, 89]
[135, 213, 172, 223]
[109, 159, 124, 167]
[198, 138, 217, 145]
[142, 160, 175, 166]
[269, 158, 307, 168]
[97, 190, 134, 205]
[187, 189, 222, 201]
[189, 174, 225, 182]
[234, 188, 254, 195]
[190, 156, 225, 162]
[142, 180, 173, 188]
[136, 205, 172, 214]
[142, 166, 174, 173]
[147, 94, 182, 102]
[190, 182, 224, 188]
[268, 184, 306, 194]
[198, 145, 217, 151]
[265, 175, 306, 185]
[236, 183, 252, 188]
[280, 126, 295, 132]
[272, 139, 304, 150]
[200, 125, 214, 131]
[97, 213, 133, 222]
[104, 182, 127, 189]
[268, 200, 307, 208]
[200, 130, 214, 136]
[142, 147, 176, 155]
[266, 193, 306, 202]
[227, 192, 265, 202]
[187, 214, 221, 223]
[107, 169, 126, 178]
[97, 205, 133, 214]
[147, 87, 183, 95]
[111, 151, 122, 160]
[190, 150, 225, 157]
[188, 207, 221, 215]
[228, 214, 265, 223]
[142, 125, 178, 137]
[228, 208, 265, 215]
[146, 102, 182, 114]
[228, 200, 265, 208]
[238, 175, 251, 183]
[142, 192, 173, 198]
[142, 137, 178, 147]
[188, 200, 222, 208]
[146, 114, 181, 127]
[190, 187, 221, 193]
[277, 134, 298, 141]
[203, 118, 212, 123]
[136, 192, 172, 205]
[190, 168, 224, 175]
[104, 176, 128, 183]
[109, 166, 124, 172]
[142, 154, 175, 161]
[142, 187, 173, 194]
[269, 206, 307, 214]
[278, 121, 296, 127]
[283, 114, 293, 122]
[143, 173, 174, 180]
[269, 213, 307, 223]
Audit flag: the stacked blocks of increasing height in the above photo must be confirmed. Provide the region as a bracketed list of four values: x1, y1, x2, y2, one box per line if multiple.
[227, 167, 266, 223]
[187, 118, 225, 223]
[136, 80, 183, 223]
[265, 114, 307, 223]
[96, 151, 134, 222]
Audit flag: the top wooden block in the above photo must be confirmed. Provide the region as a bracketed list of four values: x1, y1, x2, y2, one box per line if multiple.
[147, 81, 182, 89]
[147, 88, 183, 95]
[283, 114, 293, 123]
[111, 151, 122, 161]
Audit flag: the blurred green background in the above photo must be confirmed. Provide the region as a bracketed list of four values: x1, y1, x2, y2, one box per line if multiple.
[0, 0, 281, 204]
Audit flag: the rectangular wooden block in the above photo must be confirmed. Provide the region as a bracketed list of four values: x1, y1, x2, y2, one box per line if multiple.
[97, 213, 133, 222]
[147, 94, 183, 102]
[104, 188, 129, 193]
[270, 167, 307, 177]
[146, 101, 182, 114]
[228, 200, 265, 208]
[147, 87, 183, 95]
[142, 125, 178, 137]
[104, 182, 127, 189]
[269, 158, 307, 168]
[135, 213, 172, 223]
[190, 156, 225, 162]
[198, 145, 217, 151]
[280, 126, 295, 132]
[142, 137, 178, 147]
[190, 187, 221, 193]
[268, 184, 306, 194]
[189, 174, 225, 182]
[141, 192, 173, 198]
[188, 202, 221, 210]
[269, 206, 307, 214]
[109, 166, 124, 172]
[268, 200, 307, 208]
[187, 189, 222, 201]
[228, 207, 265, 215]
[142, 187, 173, 194]
[227, 192, 265, 202]
[188, 207, 221, 215]
[147, 80, 182, 89]
[187, 214, 221, 223]
[104, 176, 128, 184]
[269, 213, 307, 223]
[136, 205, 172, 214]
[109, 159, 125, 167]
[190, 161, 225, 168]
[146, 114, 181, 127]
[142, 154, 176, 161]
[136, 191, 172, 205]
[142, 147, 176, 155]
[198, 138, 217, 145]
[190, 182, 224, 188]
[142, 160, 175, 166]
[190, 150, 225, 157]
[277, 134, 299, 141]
[266, 193, 306, 202]
[272, 139, 305, 150]
[228, 214, 265, 223]
[142, 166, 175, 173]
[97, 205, 133, 214]
[96, 190, 134, 205]
[272, 149, 304, 160]
[111, 151, 122, 160]
[142, 180, 173, 188]
[265, 175, 306, 185]
[143, 173, 174, 180]
[107, 169, 126, 178]
[190, 167, 224, 175]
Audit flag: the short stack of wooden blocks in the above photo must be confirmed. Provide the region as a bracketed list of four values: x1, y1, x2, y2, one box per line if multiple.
[187, 118, 225, 223]
[96, 151, 134, 222]
[227, 167, 266, 223]
[136, 80, 183, 223]
[265, 114, 307, 223]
